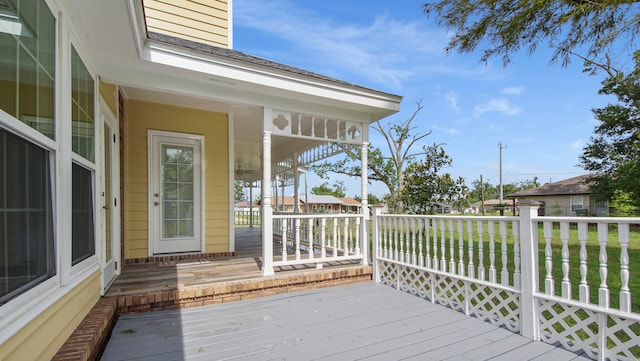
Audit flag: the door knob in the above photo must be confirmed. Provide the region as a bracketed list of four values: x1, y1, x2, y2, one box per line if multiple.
[154, 201, 160, 206]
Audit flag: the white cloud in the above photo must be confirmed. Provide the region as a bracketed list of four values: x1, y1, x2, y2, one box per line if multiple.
[433, 125, 460, 135]
[570, 139, 585, 150]
[473, 98, 521, 117]
[233, 0, 494, 91]
[502, 86, 526, 95]
[444, 91, 461, 114]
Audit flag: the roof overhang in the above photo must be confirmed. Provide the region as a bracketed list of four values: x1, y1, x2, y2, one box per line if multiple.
[58, 0, 402, 183]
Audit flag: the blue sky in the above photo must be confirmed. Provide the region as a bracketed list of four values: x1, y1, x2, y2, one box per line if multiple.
[233, 0, 616, 198]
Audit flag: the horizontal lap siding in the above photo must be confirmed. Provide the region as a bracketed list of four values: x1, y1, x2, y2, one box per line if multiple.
[124, 100, 229, 259]
[144, 0, 230, 48]
[0, 271, 101, 361]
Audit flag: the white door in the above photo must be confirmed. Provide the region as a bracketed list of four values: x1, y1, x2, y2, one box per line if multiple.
[149, 131, 203, 254]
[101, 108, 120, 291]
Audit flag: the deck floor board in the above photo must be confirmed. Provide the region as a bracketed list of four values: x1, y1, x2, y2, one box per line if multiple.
[102, 282, 590, 361]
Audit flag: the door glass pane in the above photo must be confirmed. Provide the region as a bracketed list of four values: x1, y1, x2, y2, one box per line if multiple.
[103, 123, 111, 261]
[161, 145, 194, 239]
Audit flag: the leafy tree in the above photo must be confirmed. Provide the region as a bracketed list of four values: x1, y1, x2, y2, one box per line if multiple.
[313, 101, 430, 213]
[400, 144, 470, 214]
[517, 177, 540, 190]
[610, 190, 639, 216]
[311, 181, 346, 197]
[354, 193, 382, 205]
[580, 57, 640, 208]
[234, 180, 246, 203]
[469, 177, 539, 202]
[469, 180, 497, 203]
[423, 0, 639, 75]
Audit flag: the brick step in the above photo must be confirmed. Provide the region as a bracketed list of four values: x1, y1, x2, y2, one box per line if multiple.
[51, 297, 117, 361]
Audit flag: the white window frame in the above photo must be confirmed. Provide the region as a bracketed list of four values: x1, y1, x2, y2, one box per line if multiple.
[0, 1, 102, 343]
[0, 0, 62, 341]
[571, 196, 584, 213]
[67, 35, 99, 280]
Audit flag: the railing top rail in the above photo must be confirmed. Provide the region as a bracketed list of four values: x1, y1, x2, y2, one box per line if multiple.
[534, 216, 640, 224]
[273, 213, 364, 220]
[377, 214, 520, 222]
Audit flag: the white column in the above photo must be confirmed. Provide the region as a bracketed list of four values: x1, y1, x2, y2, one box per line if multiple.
[249, 184, 254, 228]
[261, 108, 275, 276]
[293, 154, 300, 213]
[518, 200, 541, 340]
[371, 206, 383, 282]
[360, 142, 369, 266]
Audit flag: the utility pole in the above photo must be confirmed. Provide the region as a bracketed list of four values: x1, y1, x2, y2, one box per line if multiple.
[480, 174, 485, 216]
[498, 142, 507, 216]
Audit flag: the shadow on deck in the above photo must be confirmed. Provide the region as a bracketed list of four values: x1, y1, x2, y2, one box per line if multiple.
[105, 228, 372, 314]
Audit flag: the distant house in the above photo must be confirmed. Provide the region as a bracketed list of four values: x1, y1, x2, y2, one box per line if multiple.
[508, 175, 608, 216]
[338, 197, 362, 213]
[470, 199, 517, 215]
[259, 195, 361, 213]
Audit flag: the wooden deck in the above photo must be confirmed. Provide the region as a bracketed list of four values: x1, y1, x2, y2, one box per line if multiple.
[101, 281, 590, 360]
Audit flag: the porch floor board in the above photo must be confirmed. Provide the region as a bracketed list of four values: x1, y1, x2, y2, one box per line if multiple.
[101, 282, 590, 361]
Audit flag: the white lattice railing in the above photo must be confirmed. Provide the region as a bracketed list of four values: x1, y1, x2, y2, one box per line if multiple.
[270, 213, 365, 269]
[372, 204, 640, 361]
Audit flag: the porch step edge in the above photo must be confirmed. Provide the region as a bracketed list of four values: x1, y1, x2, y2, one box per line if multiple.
[111, 265, 373, 314]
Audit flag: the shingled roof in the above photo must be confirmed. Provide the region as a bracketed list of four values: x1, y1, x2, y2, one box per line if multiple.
[508, 175, 592, 197]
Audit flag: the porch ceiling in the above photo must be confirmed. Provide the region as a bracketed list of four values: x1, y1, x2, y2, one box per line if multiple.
[59, 0, 402, 184]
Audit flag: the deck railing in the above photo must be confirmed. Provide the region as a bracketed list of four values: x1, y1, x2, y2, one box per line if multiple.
[233, 209, 261, 227]
[372, 203, 640, 361]
[266, 212, 365, 271]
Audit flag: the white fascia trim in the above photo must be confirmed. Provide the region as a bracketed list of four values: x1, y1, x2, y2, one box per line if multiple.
[126, 0, 147, 59]
[144, 41, 402, 113]
[124, 0, 400, 119]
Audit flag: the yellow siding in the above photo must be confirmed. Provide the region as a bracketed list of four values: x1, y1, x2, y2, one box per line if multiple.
[144, 0, 230, 48]
[0, 271, 101, 361]
[124, 99, 229, 258]
[99, 79, 118, 116]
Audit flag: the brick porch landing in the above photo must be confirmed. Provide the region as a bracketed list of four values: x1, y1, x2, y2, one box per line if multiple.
[53, 228, 372, 360]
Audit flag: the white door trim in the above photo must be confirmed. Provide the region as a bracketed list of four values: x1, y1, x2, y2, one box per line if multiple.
[99, 101, 120, 292]
[147, 129, 205, 255]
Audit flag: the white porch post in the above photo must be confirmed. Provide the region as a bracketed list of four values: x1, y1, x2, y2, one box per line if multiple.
[293, 154, 300, 213]
[249, 184, 254, 228]
[518, 200, 541, 340]
[262, 108, 275, 276]
[360, 142, 369, 266]
[372, 206, 383, 282]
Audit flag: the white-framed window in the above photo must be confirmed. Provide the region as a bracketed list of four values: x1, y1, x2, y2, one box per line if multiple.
[0, 0, 57, 306]
[70, 44, 96, 265]
[571, 196, 584, 213]
[0, 128, 56, 305]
